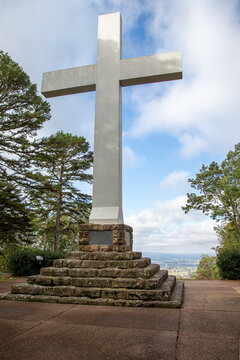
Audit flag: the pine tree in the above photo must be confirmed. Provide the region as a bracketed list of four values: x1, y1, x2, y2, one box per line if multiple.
[30, 131, 93, 251]
[0, 51, 51, 247]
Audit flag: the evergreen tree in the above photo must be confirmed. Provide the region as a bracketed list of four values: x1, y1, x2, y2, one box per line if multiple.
[30, 131, 93, 251]
[0, 51, 50, 247]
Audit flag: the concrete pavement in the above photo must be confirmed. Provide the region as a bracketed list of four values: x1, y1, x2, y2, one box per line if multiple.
[0, 279, 239, 359]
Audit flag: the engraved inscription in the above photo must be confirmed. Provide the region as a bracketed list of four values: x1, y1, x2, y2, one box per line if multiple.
[89, 231, 113, 245]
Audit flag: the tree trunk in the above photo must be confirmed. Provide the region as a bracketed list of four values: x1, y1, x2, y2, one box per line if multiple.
[54, 163, 64, 252]
[43, 216, 48, 250]
[54, 201, 61, 251]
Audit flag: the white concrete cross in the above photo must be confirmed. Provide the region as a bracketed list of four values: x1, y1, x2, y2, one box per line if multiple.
[41, 12, 182, 225]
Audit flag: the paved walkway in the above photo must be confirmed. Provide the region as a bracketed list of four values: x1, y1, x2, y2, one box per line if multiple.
[0, 279, 239, 359]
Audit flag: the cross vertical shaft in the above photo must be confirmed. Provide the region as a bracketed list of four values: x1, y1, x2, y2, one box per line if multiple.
[90, 13, 123, 224]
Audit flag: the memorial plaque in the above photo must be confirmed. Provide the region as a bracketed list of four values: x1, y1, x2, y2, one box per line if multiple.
[89, 231, 113, 245]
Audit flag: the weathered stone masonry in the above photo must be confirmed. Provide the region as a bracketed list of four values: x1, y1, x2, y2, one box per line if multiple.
[1, 225, 184, 308]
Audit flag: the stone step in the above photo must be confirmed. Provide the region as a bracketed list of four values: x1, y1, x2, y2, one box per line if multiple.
[11, 275, 175, 301]
[28, 270, 168, 290]
[161, 275, 176, 293]
[40, 264, 160, 279]
[6, 279, 184, 308]
[142, 280, 184, 308]
[53, 257, 151, 269]
[100, 276, 176, 301]
[167, 280, 184, 307]
[67, 251, 142, 261]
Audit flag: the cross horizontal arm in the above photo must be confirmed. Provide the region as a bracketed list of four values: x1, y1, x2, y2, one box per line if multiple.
[41, 64, 96, 98]
[120, 51, 182, 87]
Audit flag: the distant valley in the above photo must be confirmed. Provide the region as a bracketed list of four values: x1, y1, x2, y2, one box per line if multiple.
[142, 252, 208, 279]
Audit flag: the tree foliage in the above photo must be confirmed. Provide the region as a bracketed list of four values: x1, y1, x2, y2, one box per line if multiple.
[0, 51, 51, 182]
[183, 143, 240, 241]
[217, 248, 240, 280]
[36, 213, 81, 252]
[0, 51, 50, 247]
[193, 255, 220, 280]
[215, 222, 240, 251]
[0, 180, 34, 251]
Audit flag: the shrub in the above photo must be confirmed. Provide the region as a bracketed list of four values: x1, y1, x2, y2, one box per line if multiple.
[6, 248, 66, 276]
[0, 254, 7, 273]
[0, 254, 8, 273]
[216, 248, 240, 280]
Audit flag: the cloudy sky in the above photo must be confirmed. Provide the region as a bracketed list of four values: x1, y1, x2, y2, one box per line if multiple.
[1, 0, 240, 254]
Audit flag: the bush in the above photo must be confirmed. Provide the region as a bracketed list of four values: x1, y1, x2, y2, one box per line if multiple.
[6, 248, 66, 276]
[0, 254, 7, 273]
[216, 248, 240, 280]
[0, 254, 8, 273]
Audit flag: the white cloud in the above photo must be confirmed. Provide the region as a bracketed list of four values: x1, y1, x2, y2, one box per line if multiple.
[38, 93, 95, 144]
[126, 0, 240, 158]
[179, 134, 207, 159]
[125, 195, 218, 253]
[0, 0, 98, 81]
[159, 170, 191, 194]
[0, 0, 99, 142]
[123, 146, 145, 168]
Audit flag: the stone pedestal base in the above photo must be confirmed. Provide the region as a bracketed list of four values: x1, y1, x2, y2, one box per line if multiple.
[79, 224, 133, 251]
[1, 226, 184, 308]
